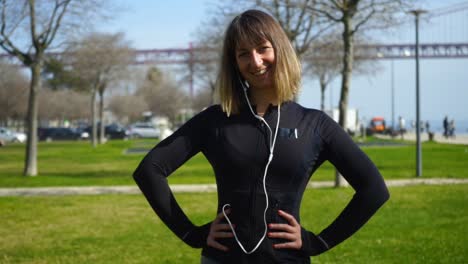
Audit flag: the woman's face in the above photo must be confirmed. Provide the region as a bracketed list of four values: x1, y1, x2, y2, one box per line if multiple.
[235, 39, 275, 90]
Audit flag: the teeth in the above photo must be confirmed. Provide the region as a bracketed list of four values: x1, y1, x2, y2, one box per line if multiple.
[253, 68, 267, 76]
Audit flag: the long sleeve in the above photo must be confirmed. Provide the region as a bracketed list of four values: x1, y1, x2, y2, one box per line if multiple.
[133, 107, 216, 248]
[301, 113, 390, 256]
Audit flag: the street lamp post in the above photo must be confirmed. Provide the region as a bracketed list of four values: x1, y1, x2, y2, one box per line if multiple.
[409, 9, 427, 177]
[391, 60, 395, 132]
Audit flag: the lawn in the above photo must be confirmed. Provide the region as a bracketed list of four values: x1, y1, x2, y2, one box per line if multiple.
[0, 184, 466, 263]
[0, 138, 467, 187]
[0, 139, 215, 187]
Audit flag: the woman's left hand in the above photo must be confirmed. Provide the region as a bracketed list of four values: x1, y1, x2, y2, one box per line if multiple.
[268, 210, 302, 250]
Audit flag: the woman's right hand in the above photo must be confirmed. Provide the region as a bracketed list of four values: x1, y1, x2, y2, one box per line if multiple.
[206, 209, 234, 252]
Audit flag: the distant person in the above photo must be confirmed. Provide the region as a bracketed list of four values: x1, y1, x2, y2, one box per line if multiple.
[398, 116, 406, 139]
[425, 121, 433, 141]
[443, 116, 449, 138]
[449, 119, 455, 138]
[132, 9, 389, 264]
[425, 121, 430, 134]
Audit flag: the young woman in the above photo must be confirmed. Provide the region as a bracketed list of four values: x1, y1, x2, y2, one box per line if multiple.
[133, 9, 389, 264]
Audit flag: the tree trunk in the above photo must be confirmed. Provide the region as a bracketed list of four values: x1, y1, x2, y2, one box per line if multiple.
[23, 62, 42, 176]
[91, 90, 97, 148]
[335, 14, 355, 187]
[98, 90, 105, 144]
[320, 75, 326, 111]
[339, 18, 354, 131]
[209, 81, 216, 105]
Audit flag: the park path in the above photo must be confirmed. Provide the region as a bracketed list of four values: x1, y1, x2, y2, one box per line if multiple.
[0, 178, 467, 197]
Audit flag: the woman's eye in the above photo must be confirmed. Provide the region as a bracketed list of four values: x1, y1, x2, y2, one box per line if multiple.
[238, 52, 249, 58]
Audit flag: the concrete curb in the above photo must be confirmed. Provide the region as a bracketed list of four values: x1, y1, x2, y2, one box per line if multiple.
[0, 178, 467, 197]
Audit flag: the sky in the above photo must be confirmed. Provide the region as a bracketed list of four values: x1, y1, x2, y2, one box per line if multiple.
[97, 0, 468, 133]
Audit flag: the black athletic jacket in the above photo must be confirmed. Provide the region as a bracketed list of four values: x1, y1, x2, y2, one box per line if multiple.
[133, 101, 390, 263]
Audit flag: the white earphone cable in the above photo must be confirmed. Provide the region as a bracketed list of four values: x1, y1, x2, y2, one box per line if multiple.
[222, 81, 281, 254]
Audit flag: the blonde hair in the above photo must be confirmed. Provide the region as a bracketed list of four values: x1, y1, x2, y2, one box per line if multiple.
[217, 9, 302, 116]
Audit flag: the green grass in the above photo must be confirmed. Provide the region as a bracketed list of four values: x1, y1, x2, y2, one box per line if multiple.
[0, 140, 216, 187]
[0, 184, 466, 263]
[0, 138, 467, 187]
[359, 141, 468, 179]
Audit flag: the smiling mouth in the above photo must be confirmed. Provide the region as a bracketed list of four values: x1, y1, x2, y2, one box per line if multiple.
[251, 67, 269, 76]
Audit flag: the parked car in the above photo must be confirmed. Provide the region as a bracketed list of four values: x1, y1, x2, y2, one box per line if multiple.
[38, 127, 86, 141]
[72, 127, 90, 140]
[104, 123, 129, 140]
[128, 123, 160, 138]
[84, 123, 129, 140]
[0, 127, 27, 143]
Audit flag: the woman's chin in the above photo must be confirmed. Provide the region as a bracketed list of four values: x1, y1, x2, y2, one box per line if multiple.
[249, 77, 273, 90]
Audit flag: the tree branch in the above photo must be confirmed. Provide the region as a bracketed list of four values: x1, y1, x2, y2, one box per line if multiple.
[38, 0, 62, 45]
[1, 0, 7, 37]
[45, 0, 71, 47]
[351, 6, 376, 35]
[28, 0, 39, 50]
[307, 4, 341, 22]
[292, 0, 310, 39]
[0, 1, 31, 65]
[285, 0, 291, 32]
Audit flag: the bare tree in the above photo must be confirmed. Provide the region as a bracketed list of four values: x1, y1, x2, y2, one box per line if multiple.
[305, 32, 381, 111]
[0, 0, 109, 176]
[108, 94, 148, 124]
[38, 87, 89, 125]
[304, 33, 342, 111]
[0, 60, 28, 127]
[254, 0, 334, 58]
[183, 10, 233, 108]
[191, 87, 214, 112]
[308, 0, 412, 127]
[308, 0, 412, 186]
[137, 67, 189, 124]
[191, 20, 225, 106]
[65, 32, 133, 146]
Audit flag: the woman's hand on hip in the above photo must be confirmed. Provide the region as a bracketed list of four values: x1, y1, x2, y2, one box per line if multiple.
[206, 209, 234, 252]
[268, 209, 302, 250]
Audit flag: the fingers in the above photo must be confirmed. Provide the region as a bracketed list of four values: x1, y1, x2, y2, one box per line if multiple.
[211, 224, 234, 238]
[207, 210, 234, 252]
[267, 229, 296, 240]
[273, 241, 300, 249]
[268, 210, 302, 250]
[214, 209, 230, 223]
[207, 237, 230, 252]
[277, 210, 299, 226]
[268, 223, 295, 232]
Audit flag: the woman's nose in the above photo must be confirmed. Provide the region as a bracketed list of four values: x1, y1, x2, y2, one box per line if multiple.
[251, 52, 263, 67]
